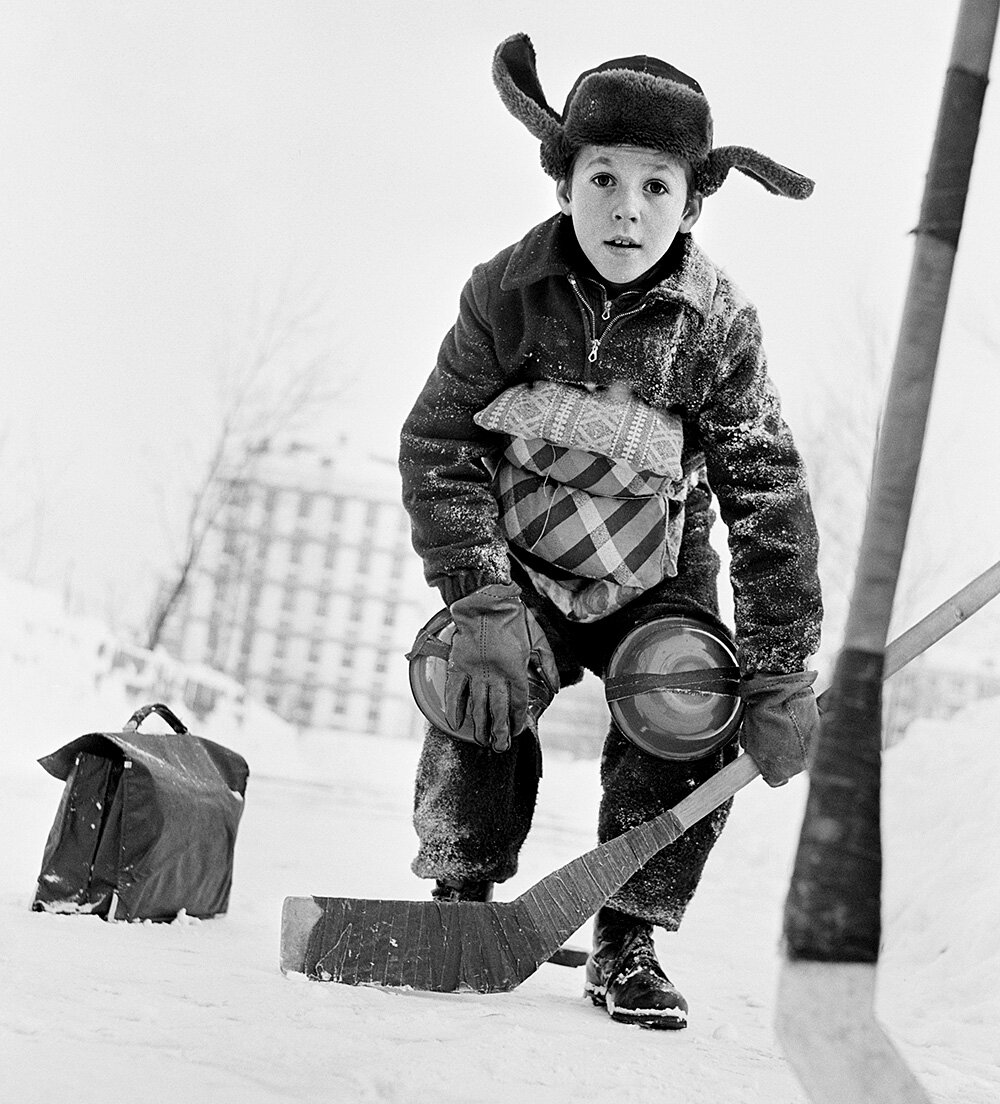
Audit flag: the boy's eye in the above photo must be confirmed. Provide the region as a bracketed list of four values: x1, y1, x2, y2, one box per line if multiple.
[646, 180, 670, 196]
[591, 173, 615, 188]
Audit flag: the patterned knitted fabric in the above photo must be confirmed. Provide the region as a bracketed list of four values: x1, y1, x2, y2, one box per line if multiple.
[475, 379, 685, 473]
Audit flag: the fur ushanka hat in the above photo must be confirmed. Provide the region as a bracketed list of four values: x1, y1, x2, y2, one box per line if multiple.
[493, 33, 813, 199]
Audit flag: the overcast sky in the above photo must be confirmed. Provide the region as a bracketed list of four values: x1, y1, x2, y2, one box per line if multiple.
[2, 1, 997, 646]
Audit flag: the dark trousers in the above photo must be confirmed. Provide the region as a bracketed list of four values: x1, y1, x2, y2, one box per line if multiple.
[411, 489, 737, 928]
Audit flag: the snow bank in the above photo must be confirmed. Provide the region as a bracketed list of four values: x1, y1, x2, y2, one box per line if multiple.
[1, 575, 997, 1103]
[879, 701, 1000, 1083]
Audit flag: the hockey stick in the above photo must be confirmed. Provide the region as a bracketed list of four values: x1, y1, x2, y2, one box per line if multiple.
[775, 3, 999, 1101]
[281, 559, 1000, 991]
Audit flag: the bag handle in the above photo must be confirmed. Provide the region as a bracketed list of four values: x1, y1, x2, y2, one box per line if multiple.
[124, 702, 189, 734]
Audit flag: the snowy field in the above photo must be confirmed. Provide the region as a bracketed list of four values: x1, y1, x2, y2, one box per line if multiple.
[2, 576, 999, 1103]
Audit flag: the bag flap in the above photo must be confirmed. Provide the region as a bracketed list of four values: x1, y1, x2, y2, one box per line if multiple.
[38, 734, 129, 781]
[38, 729, 249, 796]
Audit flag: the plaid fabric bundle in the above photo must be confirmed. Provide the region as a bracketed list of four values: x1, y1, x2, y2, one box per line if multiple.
[475, 382, 693, 595]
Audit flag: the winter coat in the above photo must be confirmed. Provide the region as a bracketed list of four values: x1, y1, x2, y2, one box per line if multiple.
[399, 214, 822, 675]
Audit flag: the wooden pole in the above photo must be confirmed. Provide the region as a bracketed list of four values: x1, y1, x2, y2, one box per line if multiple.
[776, 3, 999, 1101]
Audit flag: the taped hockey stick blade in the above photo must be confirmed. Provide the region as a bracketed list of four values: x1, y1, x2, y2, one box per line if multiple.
[282, 792, 716, 992]
[281, 895, 549, 992]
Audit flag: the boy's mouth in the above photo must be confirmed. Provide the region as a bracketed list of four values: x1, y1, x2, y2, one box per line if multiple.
[605, 237, 640, 249]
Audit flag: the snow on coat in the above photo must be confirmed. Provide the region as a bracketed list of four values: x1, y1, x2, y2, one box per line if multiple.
[399, 213, 821, 674]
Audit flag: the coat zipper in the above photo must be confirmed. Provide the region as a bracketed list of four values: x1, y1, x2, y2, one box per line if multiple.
[568, 275, 600, 368]
[568, 274, 649, 376]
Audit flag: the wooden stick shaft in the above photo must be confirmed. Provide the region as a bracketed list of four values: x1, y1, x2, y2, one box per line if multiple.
[671, 752, 759, 830]
[843, 1, 998, 654]
[883, 559, 1000, 679]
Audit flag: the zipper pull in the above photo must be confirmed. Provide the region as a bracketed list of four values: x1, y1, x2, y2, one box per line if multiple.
[588, 339, 600, 364]
[602, 299, 612, 321]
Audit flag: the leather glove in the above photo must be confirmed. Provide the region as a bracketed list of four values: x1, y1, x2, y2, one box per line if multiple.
[739, 670, 819, 787]
[445, 583, 533, 753]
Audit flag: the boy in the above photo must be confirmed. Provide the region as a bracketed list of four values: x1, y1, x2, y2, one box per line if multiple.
[399, 34, 822, 1029]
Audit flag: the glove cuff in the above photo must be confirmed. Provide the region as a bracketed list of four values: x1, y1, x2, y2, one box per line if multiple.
[436, 570, 513, 606]
[449, 582, 523, 613]
[740, 669, 818, 700]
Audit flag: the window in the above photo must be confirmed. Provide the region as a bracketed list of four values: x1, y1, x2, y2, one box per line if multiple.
[281, 588, 296, 613]
[228, 479, 250, 508]
[323, 540, 338, 570]
[274, 636, 288, 660]
[375, 651, 388, 674]
[364, 502, 379, 530]
[307, 639, 322, 663]
[298, 492, 313, 519]
[349, 598, 363, 623]
[341, 646, 355, 670]
[330, 496, 343, 523]
[383, 604, 397, 627]
[357, 546, 371, 575]
[316, 590, 330, 617]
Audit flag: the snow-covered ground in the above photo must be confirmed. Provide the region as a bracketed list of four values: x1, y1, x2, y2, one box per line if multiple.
[2, 576, 998, 1103]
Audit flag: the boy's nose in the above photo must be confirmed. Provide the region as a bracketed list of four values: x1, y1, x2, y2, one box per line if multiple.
[612, 193, 641, 222]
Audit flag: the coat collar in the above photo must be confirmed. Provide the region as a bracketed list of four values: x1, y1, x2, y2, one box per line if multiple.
[499, 214, 718, 319]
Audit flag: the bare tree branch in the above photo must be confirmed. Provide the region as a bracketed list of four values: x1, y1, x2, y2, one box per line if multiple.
[144, 284, 348, 650]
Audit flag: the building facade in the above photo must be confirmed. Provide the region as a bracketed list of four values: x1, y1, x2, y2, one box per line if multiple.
[161, 440, 436, 740]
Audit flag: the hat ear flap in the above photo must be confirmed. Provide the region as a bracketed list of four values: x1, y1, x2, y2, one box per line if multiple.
[698, 146, 815, 199]
[493, 33, 564, 143]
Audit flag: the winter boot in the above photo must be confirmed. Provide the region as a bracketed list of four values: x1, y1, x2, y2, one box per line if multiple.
[584, 906, 688, 1029]
[431, 877, 494, 902]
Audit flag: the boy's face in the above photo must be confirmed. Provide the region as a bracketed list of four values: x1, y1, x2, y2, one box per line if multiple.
[556, 144, 702, 284]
